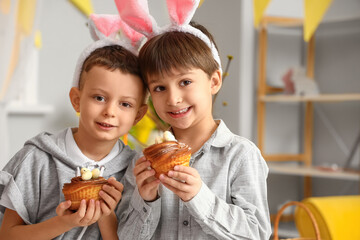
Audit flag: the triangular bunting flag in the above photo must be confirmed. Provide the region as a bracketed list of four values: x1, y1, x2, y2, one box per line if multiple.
[304, 0, 332, 41]
[0, 0, 11, 14]
[253, 0, 271, 27]
[69, 0, 94, 17]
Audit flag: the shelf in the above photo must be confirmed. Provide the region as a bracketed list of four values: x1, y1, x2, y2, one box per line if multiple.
[268, 162, 360, 181]
[260, 93, 360, 103]
[6, 104, 54, 115]
[262, 15, 360, 27]
[262, 15, 360, 36]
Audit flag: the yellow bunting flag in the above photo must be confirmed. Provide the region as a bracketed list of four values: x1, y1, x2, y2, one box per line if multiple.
[0, 0, 11, 14]
[18, 0, 37, 35]
[304, 0, 332, 41]
[253, 0, 271, 27]
[68, 0, 94, 17]
[34, 30, 42, 48]
[198, 0, 204, 8]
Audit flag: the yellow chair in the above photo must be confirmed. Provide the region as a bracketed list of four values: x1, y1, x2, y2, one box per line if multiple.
[295, 195, 360, 240]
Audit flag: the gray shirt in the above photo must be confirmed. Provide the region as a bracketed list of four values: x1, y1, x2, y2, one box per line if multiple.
[0, 128, 135, 239]
[117, 120, 271, 239]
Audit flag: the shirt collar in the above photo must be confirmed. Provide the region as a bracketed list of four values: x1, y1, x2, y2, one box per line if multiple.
[205, 119, 234, 148]
[65, 128, 120, 167]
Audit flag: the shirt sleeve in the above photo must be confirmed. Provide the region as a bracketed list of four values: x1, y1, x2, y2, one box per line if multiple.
[117, 156, 161, 240]
[184, 146, 272, 239]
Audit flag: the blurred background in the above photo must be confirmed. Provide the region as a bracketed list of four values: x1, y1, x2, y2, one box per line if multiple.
[1, 0, 359, 238]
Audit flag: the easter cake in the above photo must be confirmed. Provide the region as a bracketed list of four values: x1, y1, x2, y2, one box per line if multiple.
[143, 131, 191, 178]
[62, 167, 108, 210]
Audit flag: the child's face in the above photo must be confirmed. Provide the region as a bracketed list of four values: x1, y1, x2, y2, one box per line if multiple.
[71, 66, 146, 143]
[147, 68, 221, 131]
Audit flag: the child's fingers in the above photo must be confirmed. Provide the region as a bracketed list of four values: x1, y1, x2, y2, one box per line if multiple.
[107, 177, 124, 192]
[143, 177, 161, 193]
[56, 200, 71, 216]
[76, 199, 87, 220]
[80, 199, 95, 224]
[99, 189, 117, 210]
[173, 165, 200, 177]
[91, 200, 101, 223]
[136, 168, 156, 186]
[102, 183, 122, 203]
[161, 180, 197, 202]
[159, 174, 191, 192]
[167, 170, 195, 184]
[133, 160, 152, 176]
[100, 200, 112, 216]
[134, 156, 147, 166]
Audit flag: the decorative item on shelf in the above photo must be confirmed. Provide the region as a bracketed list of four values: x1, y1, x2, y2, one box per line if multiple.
[281, 67, 319, 97]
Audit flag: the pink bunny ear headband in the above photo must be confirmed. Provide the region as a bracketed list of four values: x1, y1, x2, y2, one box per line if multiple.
[72, 13, 145, 88]
[114, 0, 222, 75]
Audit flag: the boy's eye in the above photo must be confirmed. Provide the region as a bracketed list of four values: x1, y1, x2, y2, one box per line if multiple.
[153, 86, 165, 92]
[94, 96, 105, 102]
[180, 80, 191, 87]
[120, 102, 132, 108]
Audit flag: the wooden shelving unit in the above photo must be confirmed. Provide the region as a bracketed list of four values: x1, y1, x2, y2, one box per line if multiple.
[256, 16, 360, 198]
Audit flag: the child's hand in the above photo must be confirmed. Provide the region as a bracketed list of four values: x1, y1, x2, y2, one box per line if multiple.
[99, 177, 124, 216]
[56, 199, 101, 228]
[133, 156, 160, 201]
[159, 165, 202, 202]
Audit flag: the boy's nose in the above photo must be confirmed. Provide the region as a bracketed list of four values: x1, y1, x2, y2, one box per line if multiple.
[166, 90, 182, 106]
[103, 103, 116, 117]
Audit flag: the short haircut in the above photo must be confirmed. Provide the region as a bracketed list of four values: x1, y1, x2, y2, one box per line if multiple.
[138, 21, 219, 85]
[79, 45, 147, 103]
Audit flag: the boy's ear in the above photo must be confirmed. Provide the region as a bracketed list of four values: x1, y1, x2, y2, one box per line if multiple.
[210, 70, 222, 95]
[133, 104, 148, 126]
[69, 87, 81, 113]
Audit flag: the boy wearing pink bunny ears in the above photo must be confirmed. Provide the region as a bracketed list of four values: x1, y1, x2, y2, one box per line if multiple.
[116, 0, 271, 239]
[0, 14, 147, 239]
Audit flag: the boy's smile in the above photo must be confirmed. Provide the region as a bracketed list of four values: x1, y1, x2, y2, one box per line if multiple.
[96, 121, 117, 130]
[168, 107, 192, 118]
[148, 68, 221, 133]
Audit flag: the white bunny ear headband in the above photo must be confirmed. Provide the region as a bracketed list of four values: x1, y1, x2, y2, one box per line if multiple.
[72, 13, 145, 88]
[114, 0, 222, 74]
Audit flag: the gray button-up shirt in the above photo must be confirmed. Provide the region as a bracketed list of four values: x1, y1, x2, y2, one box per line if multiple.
[118, 120, 271, 239]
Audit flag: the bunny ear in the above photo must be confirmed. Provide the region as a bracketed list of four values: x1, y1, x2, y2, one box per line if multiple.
[166, 0, 200, 26]
[89, 14, 123, 40]
[114, 0, 157, 37]
[118, 18, 145, 47]
[89, 14, 144, 47]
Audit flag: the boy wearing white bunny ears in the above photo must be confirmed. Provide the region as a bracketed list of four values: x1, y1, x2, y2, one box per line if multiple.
[0, 14, 148, 239]
[116, 0, 271, 239]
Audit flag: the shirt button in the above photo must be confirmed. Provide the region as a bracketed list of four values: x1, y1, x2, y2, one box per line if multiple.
[183, 220, 189, 226]
[143, 207, 147, 213]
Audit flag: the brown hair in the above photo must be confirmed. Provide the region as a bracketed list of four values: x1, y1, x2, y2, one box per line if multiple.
[79, 45, 141, 89]
[138, 21, 219, 85]
[79, 45, 147, 103]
